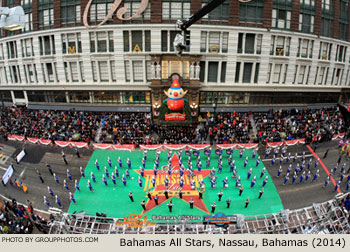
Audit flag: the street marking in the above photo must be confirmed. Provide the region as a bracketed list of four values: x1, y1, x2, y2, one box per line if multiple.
[263, 154, 313, 162]
[279, 182, 323, 194]
[307, 145, 341, 194]
[19, 166, 27, 179]
[0, 166, 7, 171]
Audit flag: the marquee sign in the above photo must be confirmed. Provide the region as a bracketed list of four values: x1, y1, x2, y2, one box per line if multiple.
[83, 0, 149, 29]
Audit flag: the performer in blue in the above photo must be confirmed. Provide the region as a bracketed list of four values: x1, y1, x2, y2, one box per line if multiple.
[211, 177, 217, 188]
[138, 166, 144, 178]
[287, 164, 292, 174]
[243, 157, 248, 168]
[273, 147, 279, 158]
[118, 157, 122, 168]
[292, 173, 297, 184]
[252, 149, 257, 160]
[235, 175, 241, 187]
[222, 177, 228, 188]
[164, 176, 169, 187]
[107, 157, 112, 168]
[256, 156, 261, 168]
[270, 157, 276, 166]
[114, 166, 119, 178]
[239, 149, 244, 159]
[292, 153, 298, 164]
[286, 152, 291, 163]
[142, 157, 146, 168]
[277, 166, 282, 177]
[197, 162, 202, 173]
[122, 174, 127, 186]
[230, 161, 235, 172]
[323, 175, 330, 188]
[340, 170, 346, 182]
[53, 173, 59, 184]
[69, 192, 77, 204]
[305, 171, 311, 182]
[143, 150, 147, 160]
[48, 186, 54, 197]
[66, 169, 72, 181]
[138, 176, 143, 188]
[153, 166, 157, 177]
[262, 176, 268, 187]
[75, 179, 80, 192]
[87, 180, 94, 192]
[228, 153, 232, 165]
[63, 179, 69, 191]
[199, 179, 205, 189]
[279, 156, 283, 165]
[179, 176, 184, 188]
[307, 158, 312, 170]
[300, 161, 305, 172]
[247, 168, 252, 180]
[151, 176, 156, 188]
[260, 168, 266, 178]
[341, 163, 346, 174]
[80, 166, 85, 178]
[264, 148, 270, 159]
[283, 175, 289, 185]
[127, 158, 131, 169]
[301, 151, 305, 162]
[346, 181, 350, 191]
[314, 160, 318, 169]
[111, 173, 117, 186]
[155, 159, 160, 169]
[102, 174, 108, 186]
[299, 171, 305, 183]
[206, 156, 211, 169]
[281, 147, 287, 157]
[295, 163, 300, 174]
[334, 180, 341, 192]
[210, 167, 216, 178]
[104, 166, 109, 178]
[91, 172, 96, 183]
[125, 169, 131, 179]
[218, 161, 223, 173]
[312, 169, 319, 182]
[250, 176, 256, 188]
[44, 196, 50, 207]
[95, 160, 100, 171]
[191, 179, 196, 190]
[55, 195, 62, 208]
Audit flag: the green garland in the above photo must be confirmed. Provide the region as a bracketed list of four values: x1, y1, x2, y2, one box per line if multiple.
[158, 99, 193, 125]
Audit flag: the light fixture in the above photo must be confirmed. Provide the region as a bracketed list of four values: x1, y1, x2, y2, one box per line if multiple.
[0, 6, 25, 31]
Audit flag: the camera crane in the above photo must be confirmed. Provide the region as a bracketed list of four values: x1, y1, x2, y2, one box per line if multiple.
[174, 0, 227, 55]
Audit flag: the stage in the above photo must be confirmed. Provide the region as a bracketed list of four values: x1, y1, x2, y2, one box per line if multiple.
[68, 149, 283, 222]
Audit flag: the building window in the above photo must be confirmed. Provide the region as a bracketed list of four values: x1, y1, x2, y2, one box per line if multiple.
[240, 0, 264, 24]
[207, 62, 218, 82]
[39, 35, 55, 56]
[270, 36, 291, 56]
[293, 65, 310, 84]
[61, 0, 81, 25]
[21, 38, 34, 58]
[267, 63, 288, 84]
[38, 0, 54, 29]
[297, 38, 313, 58]
[90, 31, 114, 53]
[339, 0, 348, 41]
[161, 60, 190, 79]
[123, 30, 151, 52]
[272, 9, 291, 29]
[237, 33, 262, 54]
[99, 61, 109, 82]
[322, 0, 332, 12]
[21, 0, 33, 32]
[221, 62, 227, 83]
[124, 91, 151, 104]
[336, 45, 347, 62]
[202, 0, 229, 22]
[299, 13, 314, 33]
[162, 0, 191, 20]
[69, 91, 90, 103]
[235, 62, 260, 83]
[161, 30, 183, 52]
[89, 0, 114, 23]
[62, 33, 82, 54]
[321, 18, 333, 37]
[125, 61, 130, 82]
[6, 41, 17, 59]
[318, 41, 332, 60]
[124, 0, 151, 21]
[331, 67, 343, 85]
[321, 0, 333, 37]
[133, 61, 144, 82]
[200, 31, 228, 53]
[42, 62, 57, 83]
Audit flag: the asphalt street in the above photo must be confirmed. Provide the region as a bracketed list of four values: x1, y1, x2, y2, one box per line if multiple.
[0, 138, 348, 216]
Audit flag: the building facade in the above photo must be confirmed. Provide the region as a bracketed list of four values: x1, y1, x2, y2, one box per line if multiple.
[0, 0, 349, 115]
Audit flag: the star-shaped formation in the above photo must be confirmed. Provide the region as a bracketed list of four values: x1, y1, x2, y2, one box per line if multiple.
[134, 153, 211, 214]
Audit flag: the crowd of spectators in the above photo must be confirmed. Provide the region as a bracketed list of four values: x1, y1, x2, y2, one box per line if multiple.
[254, 107, 346, 143]
[0, 106, 348, 146]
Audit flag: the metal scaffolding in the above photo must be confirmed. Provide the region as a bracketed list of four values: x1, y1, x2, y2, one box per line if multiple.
[49, 193, 350, 234]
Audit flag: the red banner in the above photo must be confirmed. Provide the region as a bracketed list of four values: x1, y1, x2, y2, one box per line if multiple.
[27, 137, 40, 144]
[92, 143, 113, 150]
[187, 144, 211, 150]
[113, 145, 136, 151]
[70, 142, 89, 149]
[55, 141, 71, 148]
[266, 142, 284, 148]
[139, 145, 163, 151]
